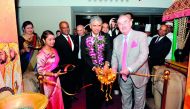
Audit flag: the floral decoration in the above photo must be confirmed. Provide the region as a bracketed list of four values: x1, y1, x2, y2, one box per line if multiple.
[86, 35, 106, 66]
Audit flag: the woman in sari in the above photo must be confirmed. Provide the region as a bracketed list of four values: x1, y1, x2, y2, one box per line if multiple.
[37, 30, 64, 109]
[19, 21, 40, 73]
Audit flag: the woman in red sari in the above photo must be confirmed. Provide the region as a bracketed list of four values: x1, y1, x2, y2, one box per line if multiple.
[37, 30, 64, 109]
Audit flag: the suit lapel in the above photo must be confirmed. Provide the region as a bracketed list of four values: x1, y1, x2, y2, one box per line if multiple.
[118, 35, 123, 65]
[127, 30, 134, 54]
[61, 34, 67, 41]
[62, 34, 73, 51]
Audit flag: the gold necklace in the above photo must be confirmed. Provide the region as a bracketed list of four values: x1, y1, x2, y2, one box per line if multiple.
[23, 34, 34, 42]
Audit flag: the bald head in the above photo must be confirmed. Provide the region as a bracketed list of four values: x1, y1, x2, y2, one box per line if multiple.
[76, 25, 85, 36]
[117, 14, 133, 35]
[158, 25, 168, 37]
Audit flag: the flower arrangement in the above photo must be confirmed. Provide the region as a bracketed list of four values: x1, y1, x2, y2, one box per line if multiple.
[86, 35, 106, 66]
[96, 67, 116, 101]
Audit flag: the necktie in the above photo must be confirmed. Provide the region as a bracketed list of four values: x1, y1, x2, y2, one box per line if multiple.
[78, 36, 81, 59]
[155, 36, 160, 43]
[121, 37, 128, 81]
[67, 35, 72, 49]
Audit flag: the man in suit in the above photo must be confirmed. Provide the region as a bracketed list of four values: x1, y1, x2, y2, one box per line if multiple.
[75, 24, 86, 89]
[102, 22, 113, 49]
[111, 13, 149, 109]
[108, 18, 120, 38]
[76, 25, 86, 60]
[165, 22, 173, 60]
[54, 21, 78, 109]
[108, 18, 121, 50]
[81, 16, 112, 109]
[149, 24, 172, 72]
[101, 22, 110, 34]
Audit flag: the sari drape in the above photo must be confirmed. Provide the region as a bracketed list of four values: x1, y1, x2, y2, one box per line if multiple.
[37, 48, 64, 109]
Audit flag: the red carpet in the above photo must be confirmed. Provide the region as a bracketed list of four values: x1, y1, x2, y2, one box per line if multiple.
[71, 89, 86, 109]
[71, 89, 122, 109]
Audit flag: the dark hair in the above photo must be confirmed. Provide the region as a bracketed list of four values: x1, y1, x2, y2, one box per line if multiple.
[112, 19, 117, 23]
[56, 30, 60, 33]
[22, 21, 34, 32]
[123, 12, 134, 20]
[41, 30, 54, 46]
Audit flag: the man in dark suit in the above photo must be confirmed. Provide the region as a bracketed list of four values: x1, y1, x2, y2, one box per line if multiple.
[75, 24, 86, 89]
[75, 25, 86, 61]
[101, 22, 110, 34]
[54, 21, 78, 109]
[149, 24, 172, 72]
[81, 16, 112, 109]
[108, 18, 121, 50]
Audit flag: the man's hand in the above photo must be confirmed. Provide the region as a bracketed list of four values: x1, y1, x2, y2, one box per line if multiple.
[92, 66, 102, 75]
[23, 42, 30, 52]
[120, 68, 130, 76]
[55, 70, 62, 77]
[103, 63, 109, 73]
[120, 68, 130, 82]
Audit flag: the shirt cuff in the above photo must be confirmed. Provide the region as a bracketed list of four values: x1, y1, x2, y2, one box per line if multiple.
[92, 66, 96, 71]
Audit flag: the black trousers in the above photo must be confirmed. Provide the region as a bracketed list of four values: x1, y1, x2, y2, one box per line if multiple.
[84, 67, 105, 109]
[60, 69, 78, 109]
[86, 82, 104, 109]
[76, 59, 85, 89]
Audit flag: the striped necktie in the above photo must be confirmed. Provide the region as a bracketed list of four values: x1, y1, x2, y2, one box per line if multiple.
[155, 36, 160, 43]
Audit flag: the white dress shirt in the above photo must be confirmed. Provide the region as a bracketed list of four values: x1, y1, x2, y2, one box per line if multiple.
[62, 34, 74, 51]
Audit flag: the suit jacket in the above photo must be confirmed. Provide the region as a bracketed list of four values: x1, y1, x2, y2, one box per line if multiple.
[54, 34, 78, 66]
[75, 35, 80, 54]
[74, 35, 86, 60]
[81, 32, 112, 83]
[111, 29, 149, 88]
[149, 36, 172, 66]
[81, 32, 112, 69]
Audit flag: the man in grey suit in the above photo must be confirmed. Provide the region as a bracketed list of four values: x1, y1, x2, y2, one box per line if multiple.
[111, 13, 149, 109]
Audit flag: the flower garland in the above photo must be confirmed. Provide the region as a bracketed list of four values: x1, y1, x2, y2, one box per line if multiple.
[177, 17, 189, 49]
[86, 35, 106, 66]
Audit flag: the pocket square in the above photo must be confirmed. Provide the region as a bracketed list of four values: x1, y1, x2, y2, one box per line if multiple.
[131, 40, 138, 48]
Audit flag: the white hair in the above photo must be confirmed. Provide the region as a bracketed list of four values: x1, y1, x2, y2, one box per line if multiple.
[89, 16, 102, 24]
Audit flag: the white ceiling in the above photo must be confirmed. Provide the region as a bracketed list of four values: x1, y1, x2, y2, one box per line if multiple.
[18, 0, 172, 15]
[72, 6, 166, 15]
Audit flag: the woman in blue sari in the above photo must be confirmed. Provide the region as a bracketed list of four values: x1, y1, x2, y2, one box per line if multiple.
[19, 21, 40, 73]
